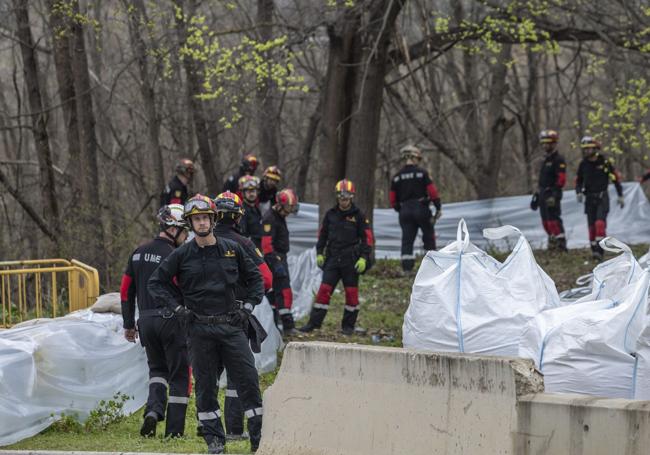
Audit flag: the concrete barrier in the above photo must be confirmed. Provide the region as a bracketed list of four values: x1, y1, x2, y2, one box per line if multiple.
[516, 393, 650, 454]
[259, 342, 544, 455]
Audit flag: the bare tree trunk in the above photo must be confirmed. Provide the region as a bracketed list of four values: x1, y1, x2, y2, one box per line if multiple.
[346, 0, 403, 220]
[174, 0, 221, 195]
[296, 96, 322, 199]
[476, 44, 514, 199]
[124, 0, 165, 190]
[256, 0, 280, 167]
[47, 0, 82, 198]
[69, 0, 106, 272]
[13, 0, 60, 239]
[318, 14, 357, 220]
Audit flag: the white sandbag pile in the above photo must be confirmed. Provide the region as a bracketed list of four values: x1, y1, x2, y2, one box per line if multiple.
[403, 220, 561, 356]
[0, 308, 149, 446]
[519, 238, 650, 399]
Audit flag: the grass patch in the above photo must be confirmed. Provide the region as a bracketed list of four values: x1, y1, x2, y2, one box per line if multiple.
[6, 245, 647, 452]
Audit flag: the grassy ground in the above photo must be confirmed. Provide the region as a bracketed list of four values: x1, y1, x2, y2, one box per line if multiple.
[5, 244, 648, 453]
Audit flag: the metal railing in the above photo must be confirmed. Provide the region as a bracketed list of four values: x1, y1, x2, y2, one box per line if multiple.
[0, 259, 100, 327]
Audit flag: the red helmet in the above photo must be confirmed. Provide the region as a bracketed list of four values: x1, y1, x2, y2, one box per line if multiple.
[275, 188, 299, 213]
[335, 179, 355, 198]
[175, 158, 195, 176]
[539, 129, 559, 144]
[183, 194, 217, 219]
[263, 165, 282, 182]
[214, 191, 244, 216]
[241, 154, 259, 173]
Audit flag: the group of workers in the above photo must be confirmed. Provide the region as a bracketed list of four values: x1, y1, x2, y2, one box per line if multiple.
[531, 131, 625, 260]
[120, 133, 630, 453]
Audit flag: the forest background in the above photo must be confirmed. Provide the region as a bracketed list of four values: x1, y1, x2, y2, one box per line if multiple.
[1, 0, 649, 288]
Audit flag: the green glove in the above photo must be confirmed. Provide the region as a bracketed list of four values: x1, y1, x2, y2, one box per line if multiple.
[355, 257, 367, 274]
[316, 254, 325, 268]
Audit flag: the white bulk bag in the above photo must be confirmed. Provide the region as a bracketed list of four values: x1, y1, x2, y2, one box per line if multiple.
[403, 219, 560, 356]
[519, 241, 650, 398]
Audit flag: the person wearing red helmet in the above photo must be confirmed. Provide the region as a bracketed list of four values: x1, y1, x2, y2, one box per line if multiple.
[160, 158, 195, 207]
[530, 130, 568, 252]
[223, 154, 259, 193]
[212, 191, 272, 443]
[238, 175, 264, 249]
[261, 188, 299, 335]
[120, 204, 190, 438]
[148, 194, 264, 454]
[576, 136, 624, 260]
[299, 179, 374, 335]
[259, 165, 282, 205]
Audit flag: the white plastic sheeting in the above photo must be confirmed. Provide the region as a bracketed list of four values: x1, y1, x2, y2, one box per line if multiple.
[0, 310, 148, 446]
[402, 220, 561, 356]
[287, 248, 322, 320]
[518, 243, 650, 399]
[0, 295, 282, 447]
[288, 182, 650, 256]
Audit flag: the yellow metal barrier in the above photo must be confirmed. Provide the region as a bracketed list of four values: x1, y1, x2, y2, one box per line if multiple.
[0, 259, 100, 327]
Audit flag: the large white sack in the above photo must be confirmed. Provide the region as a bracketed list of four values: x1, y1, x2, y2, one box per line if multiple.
[403, 220, 560, 356]
[519, 245, 650, 399]
[252, 297, 283, 373]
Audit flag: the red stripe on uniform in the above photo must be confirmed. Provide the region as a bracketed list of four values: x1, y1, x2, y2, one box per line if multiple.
[261, 236, 274, 254]
[119, 274, 132, 301]
[281, 288, 293, 310]
[259, 262, 273, 291]
[556, 171, 566, 188]
[170, 198, 182, 204]
[344, 287, 359, 306]
[315, 283, 333, 305]
[365, 228, 374, 247]
[426, 183, 439, 200]
[389, 190, 397, 208]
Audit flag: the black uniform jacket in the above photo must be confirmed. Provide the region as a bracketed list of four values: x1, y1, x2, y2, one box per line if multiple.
[148, 237, 263, 316]
[576, 154, 623, 197]
[121, 236, 179, 329]
[316, 204, 373, 261]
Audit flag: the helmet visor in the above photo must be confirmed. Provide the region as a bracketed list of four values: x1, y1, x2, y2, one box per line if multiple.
[184, 198, 212, 214]
[337, 191, 354, 199]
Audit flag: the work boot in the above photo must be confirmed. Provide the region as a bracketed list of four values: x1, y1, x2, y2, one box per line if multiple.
[225, 431, 249, 441]
[341, 308, 359, 335]
[299, 308, 328, 332]
[140, 412, 158, 437]
[207, 439, 225, 454]
[590, 241, 604, 261]
[281, 313, 295, 332]
[547, 235, 557, 251]
[248, 415, 262, 453]
[556, 236, 568, 252]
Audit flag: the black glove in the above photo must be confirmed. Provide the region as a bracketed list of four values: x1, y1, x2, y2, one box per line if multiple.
[229, 303, 253, 330]
[530, 193, 539, 211]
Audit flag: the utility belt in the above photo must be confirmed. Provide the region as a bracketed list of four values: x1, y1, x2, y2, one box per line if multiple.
[191, 300, 240, 325]
[585, 190, 608, 202]
[139, 308, 175, 319]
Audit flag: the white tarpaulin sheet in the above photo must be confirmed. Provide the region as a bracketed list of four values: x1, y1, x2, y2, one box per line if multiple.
[518, 239, 650, 399]
[0, 295, 282, 446]
[288, 182, 650, 257]
[402, 220, 561, 356]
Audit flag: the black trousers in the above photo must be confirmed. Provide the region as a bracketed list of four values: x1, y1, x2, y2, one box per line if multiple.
[138, 316, 190, 437]
[538, 190, 565, 238]
[190, 322, 263, 448]
[398, 200, 436, 271]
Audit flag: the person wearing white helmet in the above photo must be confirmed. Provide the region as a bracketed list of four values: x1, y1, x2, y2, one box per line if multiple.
[120, 204, 190, 438]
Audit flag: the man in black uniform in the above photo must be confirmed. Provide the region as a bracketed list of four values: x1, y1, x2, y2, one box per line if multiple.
[120, 204, 190, 438]
[299, 179, 373, 335]
[148, 194, 264, 454]
[530, 130, 568, 251]
[261, 188, 299, 335]
[160, 158, 194, 207]
[259, 166, 282, 205]
[576, 136, 625, 260]
[389, 145, 442, 272]
[222, 154, 258, 193]
[213, 191, 273, 442]
[238, 175, 264, 249]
